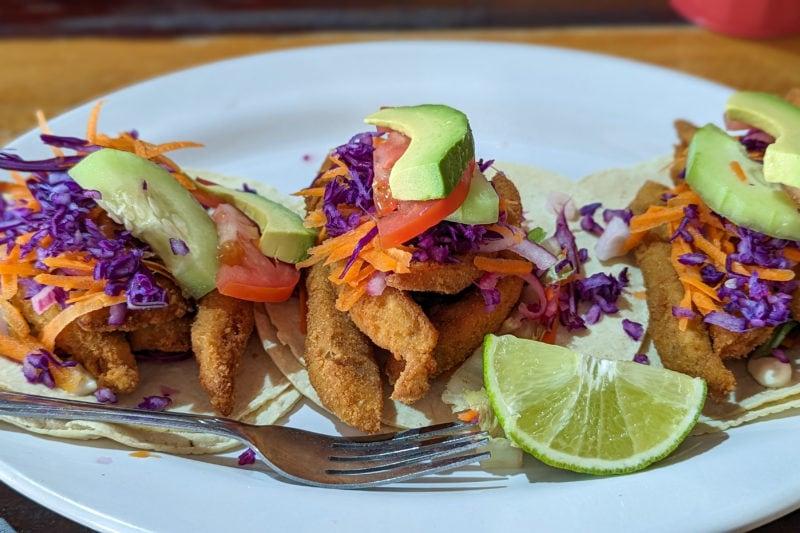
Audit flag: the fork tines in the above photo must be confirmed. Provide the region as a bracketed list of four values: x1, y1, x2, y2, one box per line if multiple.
[328, 420, 490, 467]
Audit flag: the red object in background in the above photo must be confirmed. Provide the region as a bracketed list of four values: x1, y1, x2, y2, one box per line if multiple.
[671, 0, 800, 39]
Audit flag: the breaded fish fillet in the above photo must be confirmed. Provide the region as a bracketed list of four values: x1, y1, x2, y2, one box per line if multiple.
[385, 258, 481, 294]
[57, 324, 140, 394]
[128, 315, 193, 353]
[305, 263, 382, 433]
[347, 286, 438, 404]
[191, 290, 254, 416]
[12, 295, 139, 393]
[631, 183, 736, 398]
[76, 275, 193, 332]
[428, 274, 525, 377]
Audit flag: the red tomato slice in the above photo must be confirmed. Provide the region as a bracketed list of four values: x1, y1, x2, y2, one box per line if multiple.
[372, 130, 409, 216]
[376, 160, 474, 250]
[211, 204, 300, 302]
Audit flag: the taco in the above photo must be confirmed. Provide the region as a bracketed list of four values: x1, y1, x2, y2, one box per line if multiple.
[622, 89, 800, 432]
[0, 105, 312, 453]
[260, 104, 655, 434]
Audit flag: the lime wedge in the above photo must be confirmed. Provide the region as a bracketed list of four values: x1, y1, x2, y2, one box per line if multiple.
[483, 334, 706, 475]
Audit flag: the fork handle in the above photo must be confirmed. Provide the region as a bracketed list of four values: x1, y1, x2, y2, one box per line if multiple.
[0, 390, 246, 442]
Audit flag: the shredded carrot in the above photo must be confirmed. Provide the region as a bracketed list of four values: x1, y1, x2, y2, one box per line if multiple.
[33, 273, 106, 291]
[0, 263, 41, 276]
[39, 292, 127, 351]
[685, 227, 727, 269]
[730, 160, 748, 182]
[473, 255, 533, 275]
[294, 186, 326, 198]
[783, 247, 800, 262]
[85, 100, 104, 144]
[0, 334, 44, 363]
[628, 205, 686, 233]
[41, 256, 96, 273]
[457, 409, 480, 423]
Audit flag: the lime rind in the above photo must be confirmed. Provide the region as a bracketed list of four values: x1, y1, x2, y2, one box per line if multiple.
[483, 334, 707, 475]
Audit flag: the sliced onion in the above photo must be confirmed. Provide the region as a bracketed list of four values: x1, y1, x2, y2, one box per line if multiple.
[510, 238, 558, 270]
[594, 216, 631, 261]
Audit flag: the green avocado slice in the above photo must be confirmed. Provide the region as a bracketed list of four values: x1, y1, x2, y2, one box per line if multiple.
[364, 104, 475, 201]
[725, 91, 800, 189]
[685, 123, 800, 240]
[193, 180, 317, 264]
[68, 149, 220, 299]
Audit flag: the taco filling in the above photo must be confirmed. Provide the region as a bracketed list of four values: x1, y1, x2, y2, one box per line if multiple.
[624, 90, 800, 427]
[284, 104, 646, 433]
[0, 104, 312, 451]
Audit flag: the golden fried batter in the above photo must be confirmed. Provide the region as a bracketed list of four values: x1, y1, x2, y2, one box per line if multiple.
[76, 276, 192, 332]
[491, 172, 523, 226]
[635, 241, 735, 398]
[57, 324, 139, 394]
[13, 295, 139, 393]
[428, 275, 524, 377]
[631, 183, 736, 398]
[385, 257, 481, 294]
[305, 263, 382, 433]
[191, 290, 254, 416]
[128, 315, 193, 353]
[710, 325, 774, 360]
[347, 286, 438, 404]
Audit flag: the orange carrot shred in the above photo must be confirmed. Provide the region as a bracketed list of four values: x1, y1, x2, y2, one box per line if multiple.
[729, 160, 748, 182]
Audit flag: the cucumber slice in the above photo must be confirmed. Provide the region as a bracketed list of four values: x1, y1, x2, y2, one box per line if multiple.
[69, 149, 220, 298]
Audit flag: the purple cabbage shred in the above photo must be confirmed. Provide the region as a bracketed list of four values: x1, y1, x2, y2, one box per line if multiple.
[137, 395, 172, 411]
[238, 448, 257, 465]
[94, 387, 118, 403]
[0, 137, 169, 315]
[22, 350, 76, 388]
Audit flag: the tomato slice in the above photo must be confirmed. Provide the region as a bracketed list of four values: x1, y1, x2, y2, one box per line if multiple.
[372, 130, 408, 215]
[376, 160, 474, 250]
[211, 204, 300, 302]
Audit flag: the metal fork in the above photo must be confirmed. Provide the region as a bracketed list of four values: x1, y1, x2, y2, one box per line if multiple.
[0, 390, 489, 489]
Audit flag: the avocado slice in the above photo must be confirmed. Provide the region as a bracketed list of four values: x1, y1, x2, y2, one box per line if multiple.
[193, 180, 317, 263]
[443, 166, 499, 225]
[68, 149, 220, 299]
[685, 123, 800, 240]
[364, 104, 475, 201]
[726, 91, 800, 188]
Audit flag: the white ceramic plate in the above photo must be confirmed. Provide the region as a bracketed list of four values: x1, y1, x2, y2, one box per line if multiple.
[2, 40, 798, 533]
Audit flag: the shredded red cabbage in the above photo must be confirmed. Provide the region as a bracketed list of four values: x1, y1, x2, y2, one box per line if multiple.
[238, 447, 257, 465]
[667, 199, 799, 332]
[622, 318, 644, 341]
[633, 353, 650, 365]
[94, 387, 118, 403]
[137, 395, 172, 411]
[0, 136, 169, 315]
[22, 350, 76, 388]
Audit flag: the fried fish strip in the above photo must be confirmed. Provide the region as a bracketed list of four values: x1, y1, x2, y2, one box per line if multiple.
[385, 257, 481, 294]
[347, 286, 438, 404]
[428, 275, 525, 377]
[190, 290, 254, 416]
[13, 295, 139, 393]
[128, 315, 193, 353]
[710, 324, 774, 360]
[76, 276, 193, 332]
[57, 324, 139, 393]
[305, 263, 382, 433]
[491, 172, 524, 226]
[631, 184, 735, 398]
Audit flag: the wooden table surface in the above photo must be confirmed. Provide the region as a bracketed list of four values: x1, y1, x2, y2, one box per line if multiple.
[2, 26, 800, 532]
